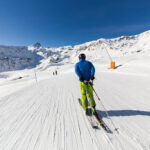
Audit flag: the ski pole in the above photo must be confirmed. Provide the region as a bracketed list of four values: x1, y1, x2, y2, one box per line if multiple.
[34, 69, 38, 83]
[92, 86, 119, 133]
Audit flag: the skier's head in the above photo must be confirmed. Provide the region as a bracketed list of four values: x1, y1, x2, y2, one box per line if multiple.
[79, 53, 86, 60]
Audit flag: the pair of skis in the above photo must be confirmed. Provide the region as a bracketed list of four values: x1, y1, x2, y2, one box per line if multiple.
[78, 98, 111, 133]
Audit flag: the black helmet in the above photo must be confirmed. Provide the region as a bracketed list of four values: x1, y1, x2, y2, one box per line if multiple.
[79, 53, 86, 60]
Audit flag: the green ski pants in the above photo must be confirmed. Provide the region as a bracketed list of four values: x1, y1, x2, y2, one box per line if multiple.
[80, 82, 96, 110]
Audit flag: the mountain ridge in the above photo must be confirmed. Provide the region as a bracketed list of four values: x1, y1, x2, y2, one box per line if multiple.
[0, 30, 150, 72]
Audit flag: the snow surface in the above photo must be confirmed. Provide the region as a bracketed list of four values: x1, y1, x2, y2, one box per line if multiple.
[0, 30, 150, 150]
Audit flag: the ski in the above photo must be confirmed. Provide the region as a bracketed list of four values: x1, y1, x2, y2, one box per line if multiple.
[78, 98, 112, 133]
[78, 98, 99, 129]
[93, 112, 112, 133]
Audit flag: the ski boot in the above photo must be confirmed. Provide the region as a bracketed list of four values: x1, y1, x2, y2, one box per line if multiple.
[85, 108, 92, 116]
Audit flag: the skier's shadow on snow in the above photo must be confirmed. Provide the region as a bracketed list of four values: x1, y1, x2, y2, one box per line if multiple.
[96, 110, 150, 118]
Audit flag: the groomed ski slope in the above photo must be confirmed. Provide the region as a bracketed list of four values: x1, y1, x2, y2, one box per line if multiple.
[0, 58, 150, 150]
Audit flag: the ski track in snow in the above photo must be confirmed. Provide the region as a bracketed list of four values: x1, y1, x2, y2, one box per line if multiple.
[0, 71, 150, 150]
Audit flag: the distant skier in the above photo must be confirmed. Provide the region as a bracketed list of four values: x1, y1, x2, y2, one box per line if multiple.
[75, 53, 96, 115]
[55, 70, 57, 75]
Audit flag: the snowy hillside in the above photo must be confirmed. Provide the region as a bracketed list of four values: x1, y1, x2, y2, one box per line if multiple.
[0, 30, 150, 72]
[0, 30, 150, 150]
[0, 57, 150, 150]
[72, 30, 150, 62]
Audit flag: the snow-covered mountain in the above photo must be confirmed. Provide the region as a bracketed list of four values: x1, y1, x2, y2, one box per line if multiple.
[0, 30, 150, 150]
[72, 30, 150, 62]
[0, 30, 150, 72]
[0, 45, 42, 72]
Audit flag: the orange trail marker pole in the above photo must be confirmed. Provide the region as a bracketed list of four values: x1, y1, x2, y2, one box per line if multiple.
[110, 61, 115, 69]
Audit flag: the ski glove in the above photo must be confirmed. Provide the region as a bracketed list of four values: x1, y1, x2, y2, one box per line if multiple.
[79, 77, 84, 82]
[90, 76, 95, 80]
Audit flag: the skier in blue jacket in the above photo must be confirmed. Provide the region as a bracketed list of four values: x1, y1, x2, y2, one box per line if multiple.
[75, 53, 96, 115]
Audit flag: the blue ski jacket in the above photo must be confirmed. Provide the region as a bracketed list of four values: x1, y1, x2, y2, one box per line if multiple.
[75, 59, 95, 81]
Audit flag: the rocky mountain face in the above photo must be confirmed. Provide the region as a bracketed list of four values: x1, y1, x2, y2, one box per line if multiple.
[0, 45, 42, 72]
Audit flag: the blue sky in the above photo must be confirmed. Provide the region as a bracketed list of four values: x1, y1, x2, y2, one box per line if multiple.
[0, 0, 150, 47]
